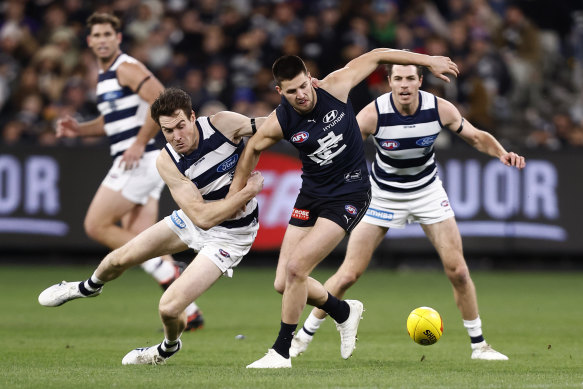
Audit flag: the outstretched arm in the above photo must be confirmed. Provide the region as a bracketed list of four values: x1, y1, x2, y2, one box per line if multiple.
[320, 48, 459, 102]
[56, 115, 106, 138]
[438, 97, 526, 169]
[209, 111, 268, 143]
[157, 151, 264, 230]
[228, 111, 283, 195]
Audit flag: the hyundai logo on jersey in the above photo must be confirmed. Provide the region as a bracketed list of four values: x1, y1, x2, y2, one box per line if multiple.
[323, 110, 338, 123]
[217, 154, 239, 172]
[345, 205, 358, 215]
[171, 211, 186, 229]
[291, 131, 309, 143]
[380, 140, 400, 150]
[416, 135, 438, 147]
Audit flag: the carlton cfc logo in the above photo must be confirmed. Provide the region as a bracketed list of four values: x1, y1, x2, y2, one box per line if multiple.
[380, 140, 400, 150]
[345, 205, 357, 215]
[291, 131, 309, 143]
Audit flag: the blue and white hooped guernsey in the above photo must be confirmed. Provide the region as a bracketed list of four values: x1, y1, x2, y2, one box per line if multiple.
[164, 116, 258, 231]
[96, 53, 158, 158]
[372, 90, 444, 193]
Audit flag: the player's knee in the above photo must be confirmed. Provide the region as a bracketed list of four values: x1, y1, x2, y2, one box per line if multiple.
[273, 277, 285, 294]
[159, 298, 181, 321]
[446, 264, 471, 287]
[285, 260, 308, 283]
[336, 270, 362, 291]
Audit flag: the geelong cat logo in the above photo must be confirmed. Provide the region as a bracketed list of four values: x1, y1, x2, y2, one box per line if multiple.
[217, 154, 239, 172]
[380, 140, 400, 150]
[416, 135, 438, 147]
[291, 131, 309, 143]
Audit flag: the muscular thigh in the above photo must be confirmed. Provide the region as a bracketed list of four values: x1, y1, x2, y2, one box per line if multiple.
[421, 217, 464, 268]
[86, 185, 137, 225]
[122, 220, 188, 263]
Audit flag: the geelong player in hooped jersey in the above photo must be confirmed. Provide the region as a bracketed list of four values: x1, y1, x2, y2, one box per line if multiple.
[39, 88, 265, 365]
[292, 63, 525, 361]
[230, 49, 459, 368]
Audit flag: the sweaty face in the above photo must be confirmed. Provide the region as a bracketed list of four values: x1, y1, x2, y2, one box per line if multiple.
[388, 65, 423, 109]
[87, 23, 121, 63]
[277, 73, 316, 114]
[159, 109, 198, 155]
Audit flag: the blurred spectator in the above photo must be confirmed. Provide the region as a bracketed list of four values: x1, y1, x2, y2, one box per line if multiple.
[0, 0, 579, 150]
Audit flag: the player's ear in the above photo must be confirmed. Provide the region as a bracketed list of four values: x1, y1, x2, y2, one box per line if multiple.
[275, 85, 282, 95]
[190, 110, 196, 122]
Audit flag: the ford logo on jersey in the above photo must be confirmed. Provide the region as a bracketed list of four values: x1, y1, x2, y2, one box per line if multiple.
[416, 135, 438, 147]
[345, 205, 358, 215]
[291, 131, 309, 143]
[102, 90, 122, 101]
[217, 154, 239, 173]
[380, 140, 400, 150]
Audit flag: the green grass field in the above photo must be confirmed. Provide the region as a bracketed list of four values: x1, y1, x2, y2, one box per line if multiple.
[1, 264, 581, 388]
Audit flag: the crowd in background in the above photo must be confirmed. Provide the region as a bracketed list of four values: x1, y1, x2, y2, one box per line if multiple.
[0, 0, 582, 150]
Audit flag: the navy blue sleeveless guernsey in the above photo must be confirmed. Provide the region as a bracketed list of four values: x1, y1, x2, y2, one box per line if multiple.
[164, 116, 258, 231]
[276, 87, 370, 197]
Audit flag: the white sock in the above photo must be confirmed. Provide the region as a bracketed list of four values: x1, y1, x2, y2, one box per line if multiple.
[303, 312, 326, 336]
[185, 302, 200, 316]
[140, 257, 176, 283]
[463, 316, 485, 343]
[82, 272, 104, 293]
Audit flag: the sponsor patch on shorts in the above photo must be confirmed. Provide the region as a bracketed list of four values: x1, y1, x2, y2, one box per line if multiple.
[441, 200, 450, 207]
[219, 249, 230, 258]
[366, 207, 394, 221]
[345, 204, 358, 215]
[291, 208, 310, 220]
[171, 211, 186, 229]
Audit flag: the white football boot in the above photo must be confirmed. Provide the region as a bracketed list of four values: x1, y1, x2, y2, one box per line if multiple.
[289, 329, 313, 357]
[335, 300, 364, 359]
[471, 342, 509, 360]
[246, 349, 291, 368]
[122, 340, 181, 365]
[38, 281, 101, 307]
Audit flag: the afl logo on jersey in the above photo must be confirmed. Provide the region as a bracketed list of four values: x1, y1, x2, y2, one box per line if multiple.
[345, 205, 358, 215]
[219, 249, 231, 258]
[291, 131, 309, 143]
[323, 110, 338, 123]
[380, 140, 400, 150]
[416, 135, 438, 147]
[217, 154, 239, 172]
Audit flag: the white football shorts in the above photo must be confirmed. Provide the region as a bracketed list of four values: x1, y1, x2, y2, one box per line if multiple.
[362, 177, 455, 228]
[164, 209, 259, 277]
[101, 150, 165, 205]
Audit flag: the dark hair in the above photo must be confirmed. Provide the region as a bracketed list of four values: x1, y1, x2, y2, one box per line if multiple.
[86, 12, 122, 33]
[386, 63, 424, 78]
[150, 88, 193, 126]
[272, 55, 308, 86]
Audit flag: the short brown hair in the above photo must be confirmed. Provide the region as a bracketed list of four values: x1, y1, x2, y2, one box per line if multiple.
[386, 63, 424, 78]
[150, 88, 193, 126]
[86, 12, 122, 33]
[272, 55, 308, 86]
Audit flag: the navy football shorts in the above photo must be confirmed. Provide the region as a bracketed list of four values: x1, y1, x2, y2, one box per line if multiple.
[289, 189, 371, 233]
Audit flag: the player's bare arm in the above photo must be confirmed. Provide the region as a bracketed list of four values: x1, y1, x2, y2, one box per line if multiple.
[209, 111, 268, 143]
[355, 101, 379, 141]
[437, 97, 526, 169]
[116, 61, 165, 169]
[228, 111, 283, 195]
[157, 151, 263, 230]
[320, 49, 459, 102]
[56, 115, 106, 138]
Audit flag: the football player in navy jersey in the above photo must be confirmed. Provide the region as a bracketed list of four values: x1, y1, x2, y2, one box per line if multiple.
[230, 49, 459, 368]
[290, 63, 525, 361]
[55, 12, 203, 329]
[39, 88, 265, 365]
